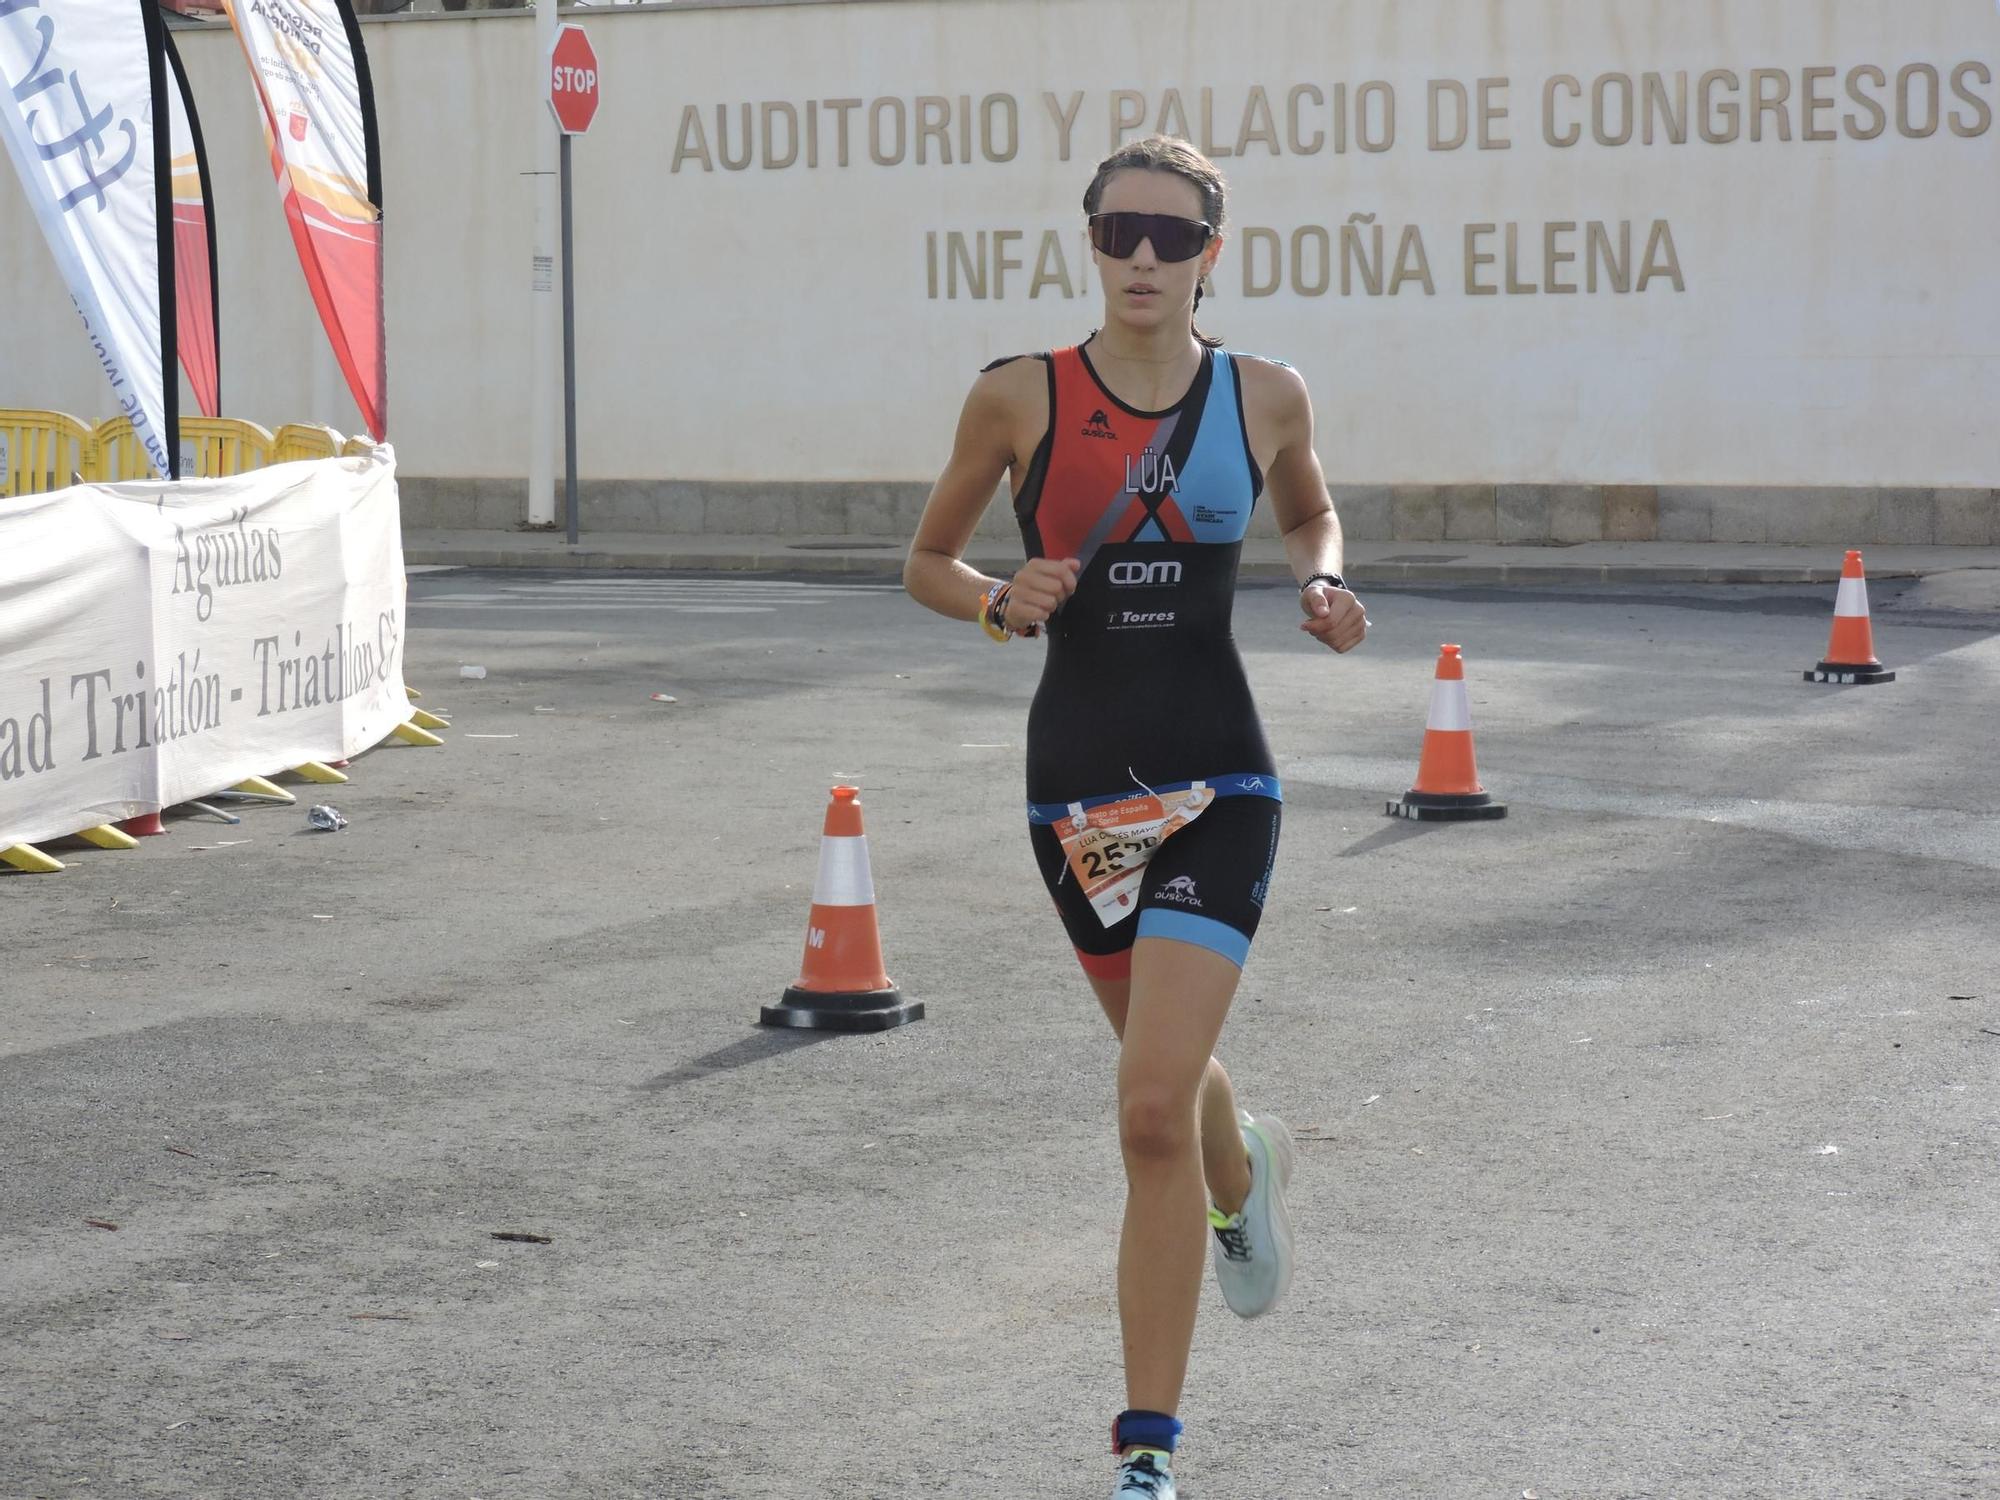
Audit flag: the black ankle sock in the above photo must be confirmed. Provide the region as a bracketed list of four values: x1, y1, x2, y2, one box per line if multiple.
[1112, 1408, 1182, 1456]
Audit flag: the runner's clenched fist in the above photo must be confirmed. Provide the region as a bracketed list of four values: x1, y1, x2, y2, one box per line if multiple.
[1003, 556, 1081, 632]
[1299, 581, 1367, 653]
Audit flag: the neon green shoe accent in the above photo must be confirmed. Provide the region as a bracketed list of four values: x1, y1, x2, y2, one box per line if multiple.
[1206, 1205, 1238, 1230]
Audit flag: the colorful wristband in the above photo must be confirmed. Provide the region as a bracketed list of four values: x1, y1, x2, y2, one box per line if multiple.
[978, 581, 1011, 642]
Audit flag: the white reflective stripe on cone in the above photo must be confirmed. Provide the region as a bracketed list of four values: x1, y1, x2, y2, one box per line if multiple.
[813, 835, 877, 906]
[1426, 679, 1472, 732]
[1835, 577, 1871, 617]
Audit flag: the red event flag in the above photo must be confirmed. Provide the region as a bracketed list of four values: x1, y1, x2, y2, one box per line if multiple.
[220, 0, 385, 440]
[161, 26, 219, 420]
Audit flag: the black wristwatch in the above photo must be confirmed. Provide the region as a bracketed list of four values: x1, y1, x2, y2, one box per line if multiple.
[1301, 571, 1349, 594]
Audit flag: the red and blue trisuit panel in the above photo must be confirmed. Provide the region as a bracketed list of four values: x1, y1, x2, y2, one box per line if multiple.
[998, 340, 1285, 977]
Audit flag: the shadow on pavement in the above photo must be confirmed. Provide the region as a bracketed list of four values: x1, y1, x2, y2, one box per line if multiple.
[1338, 818, 1454, 858]
[638, 1027, 839, 1090]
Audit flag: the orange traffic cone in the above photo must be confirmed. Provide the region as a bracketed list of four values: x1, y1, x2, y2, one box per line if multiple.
[120, 811, 166, 837]
[1386, 645, 1507, 822]
[1805, 550, 1895, 685]
[760, 786, 922, 1032]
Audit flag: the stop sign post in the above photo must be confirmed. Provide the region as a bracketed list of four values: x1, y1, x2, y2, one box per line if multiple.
[548, 25, 598, 543]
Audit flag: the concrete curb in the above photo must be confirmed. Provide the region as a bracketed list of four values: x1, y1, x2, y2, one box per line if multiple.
[1339, 563, 1910, 586]
[402, 533, 1982, 586]
[407, 541, 914, 575]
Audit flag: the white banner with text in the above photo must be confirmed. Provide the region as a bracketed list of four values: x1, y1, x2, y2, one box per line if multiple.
[0, 448, 408, 849]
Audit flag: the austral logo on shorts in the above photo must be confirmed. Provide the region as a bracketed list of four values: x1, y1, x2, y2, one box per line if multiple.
[1082, 408, 1117, 439]
[1156, 875, 1202, 907]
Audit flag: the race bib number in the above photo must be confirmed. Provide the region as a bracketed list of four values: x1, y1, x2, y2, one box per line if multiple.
[1058, 783, 1213, 927]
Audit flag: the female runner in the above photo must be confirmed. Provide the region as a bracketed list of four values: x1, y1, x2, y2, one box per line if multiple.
[904, 135, 1367, 1499]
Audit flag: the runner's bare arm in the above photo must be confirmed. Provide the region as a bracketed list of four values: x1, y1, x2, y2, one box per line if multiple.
[1249, 360, 1367, 654]
[905, 363, 1078, 630]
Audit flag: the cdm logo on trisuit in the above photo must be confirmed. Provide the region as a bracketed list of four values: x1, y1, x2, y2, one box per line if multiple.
[1108, 560, 1183, 587]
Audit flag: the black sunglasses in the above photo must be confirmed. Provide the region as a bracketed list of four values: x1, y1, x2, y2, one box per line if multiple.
[1087, 211, 1214, 263]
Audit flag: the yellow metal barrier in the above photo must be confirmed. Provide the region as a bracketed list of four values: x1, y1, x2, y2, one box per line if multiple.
[88, 415, 153, 482]
[90, 415, 278, 481]
[184, 417, 274, 477]
[9, 412, 345, 488]
[0, 409, 94, 497]
[272, 423, 344, 463]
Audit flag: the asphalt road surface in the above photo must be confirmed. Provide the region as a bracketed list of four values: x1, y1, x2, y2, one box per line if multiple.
[4, 569, 1997, 1500]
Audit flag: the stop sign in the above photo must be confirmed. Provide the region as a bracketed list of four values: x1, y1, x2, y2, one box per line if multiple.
[548, 25, 599, 135]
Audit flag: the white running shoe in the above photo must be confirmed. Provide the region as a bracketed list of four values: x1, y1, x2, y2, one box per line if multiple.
[1111, 1449, 1175, 1499]
[1208, 1109, 1296, 1318]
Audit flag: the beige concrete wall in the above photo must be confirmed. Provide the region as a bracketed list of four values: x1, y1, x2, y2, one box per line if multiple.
[3, 1, 1997, 525]
[392, 475, 2000, 545]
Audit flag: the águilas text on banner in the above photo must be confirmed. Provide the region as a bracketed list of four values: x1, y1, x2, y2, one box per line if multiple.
[171, 508, 284, 621]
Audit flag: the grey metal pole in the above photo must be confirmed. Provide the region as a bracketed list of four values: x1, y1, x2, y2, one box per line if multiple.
[561, 130, 579, 546]
[527, 0, 559, 526]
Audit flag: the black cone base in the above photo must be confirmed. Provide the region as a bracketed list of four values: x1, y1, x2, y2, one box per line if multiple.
[1806, 661, 1895, 685]
[760, 985, 923, 1032]
[1386, 790, 1508, 822]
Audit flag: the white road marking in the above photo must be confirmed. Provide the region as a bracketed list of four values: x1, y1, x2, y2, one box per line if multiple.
[411, 576, 899, 616]
[413, 600, 778, 613]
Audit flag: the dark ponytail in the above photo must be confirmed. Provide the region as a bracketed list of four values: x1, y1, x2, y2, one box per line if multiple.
[1083, 135, 1227, 349]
